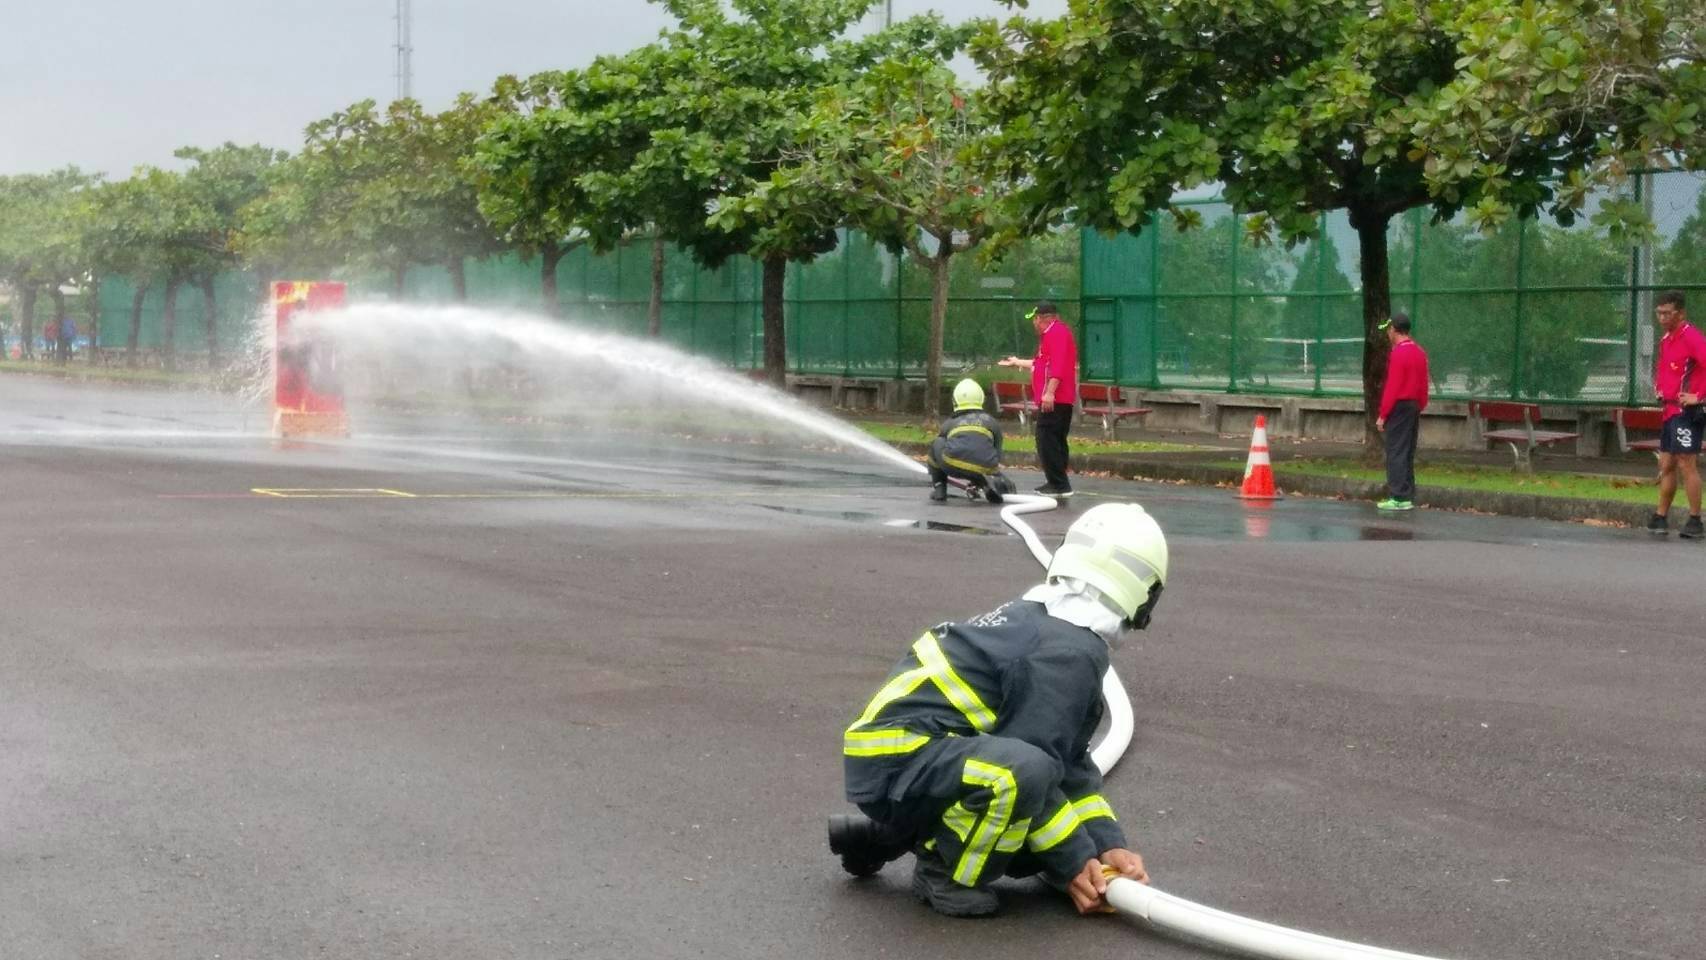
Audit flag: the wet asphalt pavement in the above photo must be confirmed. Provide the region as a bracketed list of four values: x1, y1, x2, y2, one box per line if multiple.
[1, 378, 1702, 960]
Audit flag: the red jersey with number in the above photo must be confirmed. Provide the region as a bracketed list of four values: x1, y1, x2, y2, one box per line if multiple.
[1656, 321, 1706, 419]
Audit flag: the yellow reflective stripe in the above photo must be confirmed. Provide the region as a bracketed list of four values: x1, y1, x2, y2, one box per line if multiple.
[947, 424, 995, 440]
[942, 455, 996, 476]
[954, 759, 1017, 886]
[1026, 801, 1083, 852]
[996, 818, 1031, 853]
[941, 802, 977, 842]
[843, 728, 929, 757]
[1072, 795, 1116, 823]
[914, 633, 996, 733]
[847, 656, 934, 732]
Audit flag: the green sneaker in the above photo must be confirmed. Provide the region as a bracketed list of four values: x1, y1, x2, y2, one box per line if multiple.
[1376, 498, 1414, 511]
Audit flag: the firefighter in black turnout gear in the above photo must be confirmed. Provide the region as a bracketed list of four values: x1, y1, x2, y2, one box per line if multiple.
[829, 504, 1169, 917]
[928, 379, 1016, 504]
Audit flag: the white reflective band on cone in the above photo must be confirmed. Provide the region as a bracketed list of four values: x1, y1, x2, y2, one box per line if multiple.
[995, 495, 1461, 960]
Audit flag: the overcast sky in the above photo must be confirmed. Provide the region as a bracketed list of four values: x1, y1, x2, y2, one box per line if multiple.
[0, 1, 1065, 178]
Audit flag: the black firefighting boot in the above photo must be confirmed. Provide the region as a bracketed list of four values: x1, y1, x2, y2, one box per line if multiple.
[827, 814, 913, 878]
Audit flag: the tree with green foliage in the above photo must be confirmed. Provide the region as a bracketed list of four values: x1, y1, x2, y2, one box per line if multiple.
[578, 0, 903, 386]
[241, 98, 501, 301]
[0, 169, 98, 360]
[472, 55, 678, 319]
[172, 144, 285, 365]
[1368, 0, 1705, 239]
[975, 0, 1648, 446]
[126, 166, 213, 372]
[469, 71, 590, 313]
[84, 173, 176, 364]
[724, 38, 996, 413]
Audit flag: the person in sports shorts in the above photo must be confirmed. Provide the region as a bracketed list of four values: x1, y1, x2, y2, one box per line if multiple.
[1648, 290, 1706, 539]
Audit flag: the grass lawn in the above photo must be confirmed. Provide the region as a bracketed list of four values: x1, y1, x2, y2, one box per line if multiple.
[1268, 457, 1658, 505]
[859, 420, 1199, 455]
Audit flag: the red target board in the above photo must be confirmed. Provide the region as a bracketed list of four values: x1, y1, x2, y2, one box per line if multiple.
[273, 281, 350, 438]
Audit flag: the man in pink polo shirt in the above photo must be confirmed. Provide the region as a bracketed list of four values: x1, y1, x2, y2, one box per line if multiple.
[1648, 290, 1706, 539]
[1375, 313, 1430, 511]
[1001, 300, 1079, 497]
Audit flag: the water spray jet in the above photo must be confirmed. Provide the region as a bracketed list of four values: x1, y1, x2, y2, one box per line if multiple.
[289, 301, 926, 476]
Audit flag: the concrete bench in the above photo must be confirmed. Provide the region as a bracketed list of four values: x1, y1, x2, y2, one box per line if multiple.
[1469, 400, 1581, 470]
[1079, 383, 1152, 437]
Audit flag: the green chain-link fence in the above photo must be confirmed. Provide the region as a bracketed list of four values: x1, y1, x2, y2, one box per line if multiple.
[1083, 172, 1706, 404]
[90, 172, 1705, 405]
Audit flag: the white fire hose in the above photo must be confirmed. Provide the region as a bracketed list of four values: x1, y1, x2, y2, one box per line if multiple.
[996, 494, 1456, 960]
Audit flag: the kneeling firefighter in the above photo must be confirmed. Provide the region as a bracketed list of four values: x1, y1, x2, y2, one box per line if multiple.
[830, 504, 1166, 917]
[928, 379, 1016, 504]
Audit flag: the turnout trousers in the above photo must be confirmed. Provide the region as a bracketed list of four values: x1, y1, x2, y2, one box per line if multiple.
[853, 735, 1072, 888]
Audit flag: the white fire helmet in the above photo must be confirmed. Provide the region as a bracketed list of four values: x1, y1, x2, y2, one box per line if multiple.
[1046, 503, 1168, 629]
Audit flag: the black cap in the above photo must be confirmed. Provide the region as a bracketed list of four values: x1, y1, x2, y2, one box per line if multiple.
[1379, 312, 1412, 334]
[1033, 299, 1059, 317]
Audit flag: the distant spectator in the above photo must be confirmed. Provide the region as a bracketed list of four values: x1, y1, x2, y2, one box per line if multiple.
[1648, 290, 1706, 539]
[1375, 313, 1430, 511]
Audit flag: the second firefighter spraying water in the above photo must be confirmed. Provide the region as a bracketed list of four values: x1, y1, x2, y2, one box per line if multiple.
[830, 504, 1168, 917]
[928, 379, 1016, 504]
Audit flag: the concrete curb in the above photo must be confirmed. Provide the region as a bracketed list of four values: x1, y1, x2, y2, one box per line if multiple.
[891, 441, 1659, 527]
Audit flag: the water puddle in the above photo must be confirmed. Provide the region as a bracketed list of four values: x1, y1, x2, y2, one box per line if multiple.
[755, 504, 1003, 536]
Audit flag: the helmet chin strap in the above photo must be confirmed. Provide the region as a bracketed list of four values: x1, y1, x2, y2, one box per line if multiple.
[1022, 577, 1129, 647]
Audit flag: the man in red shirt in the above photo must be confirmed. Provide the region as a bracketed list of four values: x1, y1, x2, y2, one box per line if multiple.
[1001, 301, 1079, 497]
[1375, 313, 1430, 511]
[1649, 290, 1706, 539]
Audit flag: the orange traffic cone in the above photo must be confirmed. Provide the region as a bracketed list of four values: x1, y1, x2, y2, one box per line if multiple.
[1237, 415, 1282, 500]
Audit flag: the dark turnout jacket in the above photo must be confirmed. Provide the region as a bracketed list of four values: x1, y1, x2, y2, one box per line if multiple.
[844, 600, 1126, 881]
[930, 409, 1003, 475]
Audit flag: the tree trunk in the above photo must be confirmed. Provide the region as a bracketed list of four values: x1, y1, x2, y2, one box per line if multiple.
[52, 288, 73, 366]
[392, 263, 408, 300]
[17, 284, 37, 360]
[926, 247, 953, 421]
[200, 276, 219, 369]
[761, 253, 787, 388]
[127, 282, 148, 367]
[86, 275, 101, 365]
[162, 277, 180, 373]
[448, 258, 468, 302]
[50, 287, 68, 364]
[648, 234, 665, 338]
[1351, 205, 1394, 459]
[540, 241, 564, 316]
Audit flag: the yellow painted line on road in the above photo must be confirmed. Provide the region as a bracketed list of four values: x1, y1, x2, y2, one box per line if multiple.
[252, 488, 419, 499]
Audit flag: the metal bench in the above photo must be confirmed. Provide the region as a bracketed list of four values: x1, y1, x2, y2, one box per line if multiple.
[1468, 400, 1581, 471]
[1614, 407, 1664, 454]
[1078, 383, 1153, 437]
[991, 380, 1037, 425]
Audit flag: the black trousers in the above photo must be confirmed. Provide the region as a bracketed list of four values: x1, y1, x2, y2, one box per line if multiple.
[1384, 400, 1420, 501]
[1035, 405, 1074, 490]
